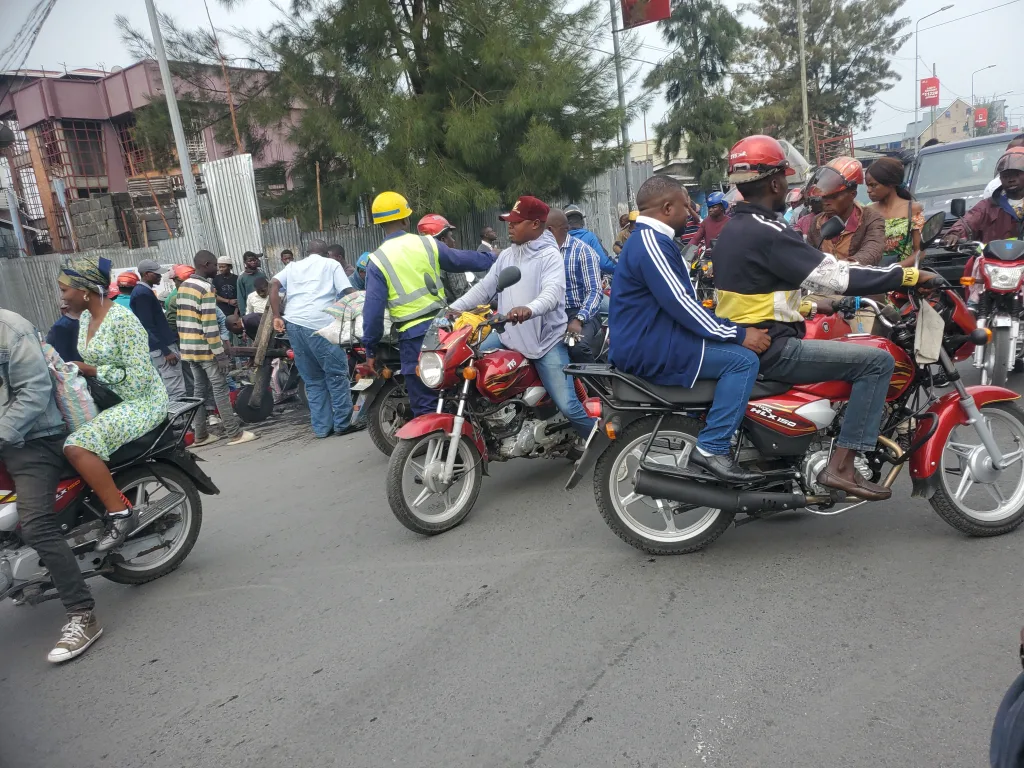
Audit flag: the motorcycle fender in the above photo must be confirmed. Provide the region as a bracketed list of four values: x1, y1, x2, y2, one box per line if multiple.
[157, 452, 220, 496]
[361, 376, 390, 400]
[909, 385, 1020, 495]
[565, 411, 646, 491]
[991, 314, 1013, 328]
[395, 414, 489, 464]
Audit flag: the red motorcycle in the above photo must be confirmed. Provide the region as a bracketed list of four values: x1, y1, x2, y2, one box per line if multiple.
[960, 240, 1024, 386]
[386, 268, 586, 534]
[566, 284, 1024, 556]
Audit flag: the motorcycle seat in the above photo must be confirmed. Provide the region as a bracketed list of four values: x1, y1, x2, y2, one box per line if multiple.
[611, 373, 790, 405]
[108, 422, 176, 468]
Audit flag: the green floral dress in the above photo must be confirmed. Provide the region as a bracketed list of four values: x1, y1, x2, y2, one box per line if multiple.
[881, 211, 925, 265]
[64, 303, 169, 461]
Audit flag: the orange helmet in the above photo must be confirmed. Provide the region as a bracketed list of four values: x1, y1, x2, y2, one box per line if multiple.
[116, 271, 139, 288]
[417, 214, 455, 237]
[172, 264, 196, 281]
[728, 135, 797, 183]
[808, 156, 864, 198]
[996, 146, 1024, 174]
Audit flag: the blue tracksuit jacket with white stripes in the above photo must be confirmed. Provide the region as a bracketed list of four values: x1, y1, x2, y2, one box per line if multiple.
[608, 216, 747, 387]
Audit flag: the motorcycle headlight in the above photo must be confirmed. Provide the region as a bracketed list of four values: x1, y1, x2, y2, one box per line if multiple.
[418, 351, 445, 389]
[983, 264, 1024, 290]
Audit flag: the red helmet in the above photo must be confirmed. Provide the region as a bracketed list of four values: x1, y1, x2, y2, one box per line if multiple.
[728, 135, 797, 183]
[996, 146, 1024, 174]
[116, 271, 139, 288]
[808, 156, 864, 198]
[417, 214, 455, 237]
[786, 188, 804, 205]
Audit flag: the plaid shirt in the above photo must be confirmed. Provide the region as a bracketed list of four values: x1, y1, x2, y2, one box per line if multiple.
[561, 235, 603, 323]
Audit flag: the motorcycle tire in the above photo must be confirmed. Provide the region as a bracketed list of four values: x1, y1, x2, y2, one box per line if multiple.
[929, 401, 1024, 537]
[234, 383, 274, 423]
[983, 327, 1012, 388]
[387, 432, 483, 535]
[594, 415, 734, 555]
[103, 464, 203, 585]
[367, 378, 410, 457]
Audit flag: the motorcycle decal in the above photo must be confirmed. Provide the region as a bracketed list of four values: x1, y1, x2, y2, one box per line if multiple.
[822, 321, 830, 334]
[744, 402, 818, 436]
[888, 359, 915, 400]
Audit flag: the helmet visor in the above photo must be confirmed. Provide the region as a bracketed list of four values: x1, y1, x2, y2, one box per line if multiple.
[807, 167, 853, 199]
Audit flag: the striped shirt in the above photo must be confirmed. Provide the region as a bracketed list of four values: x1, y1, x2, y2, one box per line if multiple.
[681, 214, 701, 244]
[176, 276, 225, 362]
[561, 235, 603, 323]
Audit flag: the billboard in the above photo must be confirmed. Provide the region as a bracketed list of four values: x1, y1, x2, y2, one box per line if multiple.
[621, 0, 671, 28]
[975, 108, 989, 129]
[920, 77, 940, 108]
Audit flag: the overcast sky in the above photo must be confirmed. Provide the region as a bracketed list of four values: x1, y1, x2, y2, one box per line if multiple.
[9, 0, 1024, 149]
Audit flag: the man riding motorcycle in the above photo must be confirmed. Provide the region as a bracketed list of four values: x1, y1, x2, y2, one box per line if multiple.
[806, 156, 885, 266]
[690, 191, 730, 249]
[943, 146, 1024, 247]
[713, 135, 936, 501]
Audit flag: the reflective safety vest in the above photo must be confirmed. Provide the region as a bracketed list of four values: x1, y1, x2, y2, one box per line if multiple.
[369, 233, 445, 332]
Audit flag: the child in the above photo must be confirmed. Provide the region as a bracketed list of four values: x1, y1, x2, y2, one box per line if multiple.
[243, 277, 270, 340]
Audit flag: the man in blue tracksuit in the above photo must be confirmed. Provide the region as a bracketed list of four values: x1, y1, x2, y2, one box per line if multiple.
[609, 176, 771, 482]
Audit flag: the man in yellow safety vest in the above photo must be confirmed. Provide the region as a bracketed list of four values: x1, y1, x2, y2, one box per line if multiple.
[361, 191, 496, 415]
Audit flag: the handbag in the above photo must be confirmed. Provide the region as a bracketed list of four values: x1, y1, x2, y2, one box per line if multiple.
[86, 377, 123, 411]
[38, 342, 99, 430]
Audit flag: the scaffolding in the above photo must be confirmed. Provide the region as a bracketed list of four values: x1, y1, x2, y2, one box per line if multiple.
[810, 119, 855, 166]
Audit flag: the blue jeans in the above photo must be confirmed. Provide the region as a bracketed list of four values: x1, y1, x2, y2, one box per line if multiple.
[287, 321, 354, 437]
[399, 333, 437, 417]
[693, 342, 760, 455]
[479, 335, 596, 438]
[760, 338, 894, 452]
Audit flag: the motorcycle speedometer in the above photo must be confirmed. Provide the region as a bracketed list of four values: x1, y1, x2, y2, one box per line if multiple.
[418, 351, 446, 389]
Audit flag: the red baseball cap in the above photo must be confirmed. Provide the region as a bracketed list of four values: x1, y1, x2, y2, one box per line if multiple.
[500, 196, 549, 223]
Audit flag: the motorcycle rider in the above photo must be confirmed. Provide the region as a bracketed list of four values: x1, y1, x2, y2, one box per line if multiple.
[417, 214, 473, 300]
[610, 176, 770, 482]
[713, 135, 936, 501]
[806, 156, 885, 266]
[690, 191, 730, 249]
[547, 208, 604, 364]
[361, 192, 495, 417]
[566, 205, 617, 276]
[943, 146, 1024, 247]
[0, 308, 100, 663]
[448, 195, 596, 439]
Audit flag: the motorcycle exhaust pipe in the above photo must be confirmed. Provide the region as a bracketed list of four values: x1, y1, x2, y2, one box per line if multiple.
[634, 469, 808, 513]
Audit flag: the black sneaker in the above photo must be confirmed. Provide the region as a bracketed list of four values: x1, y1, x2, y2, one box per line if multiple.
[95, 508, 138, 552]
[336, 422, 367, 436]
[47, 611, 103, 663]
[689, 451, 762, 483]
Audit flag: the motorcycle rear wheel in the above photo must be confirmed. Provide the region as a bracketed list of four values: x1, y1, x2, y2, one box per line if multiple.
[367, 378, 410, 457]
[594, 415, 734, 555]
[387, 432, 483, 535]
[930, 401, 1024, 536]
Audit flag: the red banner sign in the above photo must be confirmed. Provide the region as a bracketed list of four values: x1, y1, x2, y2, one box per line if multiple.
[997, 120, 1008, 132]
[621, 0, 671, 29]
[975, 108, 989, 128]
[920, 77, 940, 108]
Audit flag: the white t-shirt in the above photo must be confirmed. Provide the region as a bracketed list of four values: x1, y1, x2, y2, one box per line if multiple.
[274, 254, 352, 331]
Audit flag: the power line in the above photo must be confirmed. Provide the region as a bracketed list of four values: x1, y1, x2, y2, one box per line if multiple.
[0, 0, 58, 107]
[919, 0, 1022, 31]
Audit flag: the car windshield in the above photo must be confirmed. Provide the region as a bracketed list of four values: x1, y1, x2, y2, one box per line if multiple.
[913, 142, 1005, 197]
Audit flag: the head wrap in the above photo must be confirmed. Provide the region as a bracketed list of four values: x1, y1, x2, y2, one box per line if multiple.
[59, 256, 111, 296]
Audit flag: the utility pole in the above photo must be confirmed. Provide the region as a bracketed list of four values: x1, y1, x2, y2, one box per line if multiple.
[796, 0, 810, 161]
[145, 0, 209, 249]
[608, 0, 633, 206]
[931, 64, 937, 142]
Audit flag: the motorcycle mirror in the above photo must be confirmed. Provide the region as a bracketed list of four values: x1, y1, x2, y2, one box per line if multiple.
[496, 266, 522, 292]
[950, 198, 967, 219]
[920, 212, 945, 247]
[819, 215, 845, 241]
[424, 273, 439, 297]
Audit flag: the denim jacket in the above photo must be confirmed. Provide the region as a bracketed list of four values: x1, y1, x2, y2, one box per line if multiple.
[0, 309, 66, 449]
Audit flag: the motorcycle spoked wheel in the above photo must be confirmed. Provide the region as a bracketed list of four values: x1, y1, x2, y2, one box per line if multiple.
[234, 383, 275, 423]
[930, 401, 1024, 537]
[367, 379, 410, 457]
[103, 464, 203, 585]
[386, 432, 483, 535]
[594, 415, 734, 555]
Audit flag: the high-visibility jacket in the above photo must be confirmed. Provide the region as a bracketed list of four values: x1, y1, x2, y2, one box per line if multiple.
[368, 233, 446, 332]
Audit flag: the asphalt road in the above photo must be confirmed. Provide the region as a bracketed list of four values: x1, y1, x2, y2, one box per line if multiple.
[1, 377, 1022, 768]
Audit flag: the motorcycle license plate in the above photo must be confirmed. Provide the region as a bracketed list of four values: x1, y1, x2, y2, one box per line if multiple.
[351, 378, 374, 391]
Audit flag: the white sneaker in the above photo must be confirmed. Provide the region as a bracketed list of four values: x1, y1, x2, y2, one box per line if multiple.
[192, 434, 221, 448]
[207, 414, 222, 426]
[227, 430, 258, 446]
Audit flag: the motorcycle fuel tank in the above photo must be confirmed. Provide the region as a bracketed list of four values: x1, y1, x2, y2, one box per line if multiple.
[475, 350, 543, 403]
[792, 335, 915, 402]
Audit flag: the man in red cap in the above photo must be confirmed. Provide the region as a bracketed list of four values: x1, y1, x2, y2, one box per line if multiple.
[448, 195, 595, 439]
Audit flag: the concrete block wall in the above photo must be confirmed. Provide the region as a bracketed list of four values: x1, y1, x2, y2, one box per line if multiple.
[68, 194, 123, 251]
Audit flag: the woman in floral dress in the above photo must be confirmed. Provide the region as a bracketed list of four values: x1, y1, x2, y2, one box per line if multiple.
[58, 256, 169, 552]
[866, 157, 925, 266]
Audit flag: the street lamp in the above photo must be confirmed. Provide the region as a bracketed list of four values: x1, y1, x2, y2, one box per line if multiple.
[971, 65, 996, 137]
[914, 4, 953, 156]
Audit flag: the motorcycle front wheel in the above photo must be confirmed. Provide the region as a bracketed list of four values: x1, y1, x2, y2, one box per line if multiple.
[982, 327, 1012, 387]
[930, 401, 1024, 536]
[367, 378, 410, 457]
[386, 432, 483, 535]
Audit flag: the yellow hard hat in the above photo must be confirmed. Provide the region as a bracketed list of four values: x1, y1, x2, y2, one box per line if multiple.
[628, 210, 638, 222]
[371, 191, 412, 225]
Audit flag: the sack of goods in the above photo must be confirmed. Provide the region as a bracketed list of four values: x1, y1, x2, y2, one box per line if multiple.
[39, 341, 99, 429]
[318, 290, 393, 346]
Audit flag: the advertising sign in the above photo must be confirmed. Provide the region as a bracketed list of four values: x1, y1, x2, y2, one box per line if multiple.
[621, 0, 671, 29]
[920, 77, 940, 108]
[975, 108, 989, 129]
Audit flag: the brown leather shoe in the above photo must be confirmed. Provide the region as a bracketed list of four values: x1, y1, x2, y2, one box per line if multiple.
[817, 467, 892, 502]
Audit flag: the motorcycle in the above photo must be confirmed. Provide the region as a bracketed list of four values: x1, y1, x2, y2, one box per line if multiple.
[688, 242, 717, 308]
[565, 282, 1024, 556]
[352, 340, 412, 456]
[960, 240, 1024, 387]
[386, 267, 586, 534]
[0, 398, 215, 603]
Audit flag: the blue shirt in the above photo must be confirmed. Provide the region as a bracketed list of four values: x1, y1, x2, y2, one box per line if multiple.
[569, 227, 615, 275]
[274, 254, 353, 331]
[561, 235, 602, 323]
[130, 282, 176, 355]
[361, 232, 495, 357]
[45, 315, 82, 363]
[609, 216, 745, 387]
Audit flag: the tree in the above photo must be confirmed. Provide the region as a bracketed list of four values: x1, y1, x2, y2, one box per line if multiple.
[121, 0, 624, 228]
[732, 0, 910, 143]
[644, 0, 742, 189]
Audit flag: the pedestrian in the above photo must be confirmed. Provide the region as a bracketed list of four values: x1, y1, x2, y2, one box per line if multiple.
[242, 276, 270, 339]
[131, 258, 186, 401]
[679, 193, 703, 244]
[613, 211, 637, 255]
[113, 272, 136, 308]
[280, 249, 295, 266]
[46, 304, 82, 363]
[269, 240, 362, 438]
[565, 204, 616, 275]
[327, 244, 353, 277]
[479, 226, 499, 255]
[178, 250, 257, 447]
[350, 252, 370, 290]
[213, 256, 239, 317]
[165, 264, 196, 397]
[0, 307, 101, 663]
[235, 252, 266, 315]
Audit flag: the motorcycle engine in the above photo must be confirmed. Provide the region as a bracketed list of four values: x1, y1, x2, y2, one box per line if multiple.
[497, 417, 572, 459]
[801, 449, 872, 494]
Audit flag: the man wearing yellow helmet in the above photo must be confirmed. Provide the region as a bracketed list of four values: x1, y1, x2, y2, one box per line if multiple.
[362, 191, 496, 416]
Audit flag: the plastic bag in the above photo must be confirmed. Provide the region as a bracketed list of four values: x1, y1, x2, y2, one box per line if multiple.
[315, 318, 345, 345]
[39, 342, 99, 430]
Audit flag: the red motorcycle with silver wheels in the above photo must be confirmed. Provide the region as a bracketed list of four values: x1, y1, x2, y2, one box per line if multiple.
[386, 267, 587, 534]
